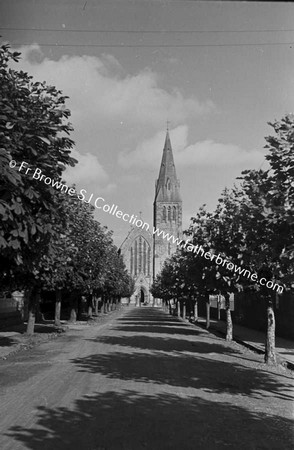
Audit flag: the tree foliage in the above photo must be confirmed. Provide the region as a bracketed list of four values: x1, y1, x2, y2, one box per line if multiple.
[0, 44, 134, 333]
[0, 43, 76, 280]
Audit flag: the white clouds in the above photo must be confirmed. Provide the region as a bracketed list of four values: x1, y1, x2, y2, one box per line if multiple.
[63, 148, 115, 193]
[118, 129, 171, 169]
[177, 139, 264, 169]
[64, 149, 107, 185]
[13, 44, 214, 130]
[119, 125, 265, 170]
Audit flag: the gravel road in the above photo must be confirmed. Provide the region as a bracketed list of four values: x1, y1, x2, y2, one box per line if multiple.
[0, 306, 293, 450]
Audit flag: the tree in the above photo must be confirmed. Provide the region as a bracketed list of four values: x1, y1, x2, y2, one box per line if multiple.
[185, 202, 243, 340]
[40, 193, 93, 325]
[0, 43, 76, 333]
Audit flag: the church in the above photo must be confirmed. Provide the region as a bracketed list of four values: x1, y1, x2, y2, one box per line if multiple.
[120, 129, 182, 306]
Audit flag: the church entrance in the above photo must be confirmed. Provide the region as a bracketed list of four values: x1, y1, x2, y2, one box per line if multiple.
[140, 288, 145, 304]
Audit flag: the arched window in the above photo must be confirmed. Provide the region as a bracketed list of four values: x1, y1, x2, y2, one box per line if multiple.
[166, 178, 171, 190]
[143, 240, 147, 274]
[173, 206, 177, 221]
[147, 247, 151, 276]
[138, 237, 142, 272]
[130, 247, 133, 274]
[168, 206, 171, 221]
[134, 240, 137, 275]
[162, 206, 166, 222]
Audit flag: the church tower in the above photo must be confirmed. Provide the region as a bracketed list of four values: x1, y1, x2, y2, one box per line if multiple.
[153, 129, 182, 278]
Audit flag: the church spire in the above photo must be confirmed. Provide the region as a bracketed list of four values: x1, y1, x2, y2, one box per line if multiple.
[154, 129, 181, 202]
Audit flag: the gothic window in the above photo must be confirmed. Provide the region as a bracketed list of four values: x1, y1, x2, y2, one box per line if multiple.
[173, 206, 176, 221]
[134, 240, 137, 275]
[147, 247, 151, 276]
[162, 206, 166, 222]
[130, 247, 133, 274]
[168, 242, 171, 256]
[143, 240, 147, 274]
[139, 237, 142, 272]
[166, 178, 171, 190]
[168, 206, 171, 221]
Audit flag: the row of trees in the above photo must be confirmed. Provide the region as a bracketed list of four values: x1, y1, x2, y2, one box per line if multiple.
[0, 44, 134, 334]
[152, 114, 294, 365]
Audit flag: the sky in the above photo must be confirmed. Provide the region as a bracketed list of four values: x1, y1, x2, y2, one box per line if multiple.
[1, 0, 294, 246]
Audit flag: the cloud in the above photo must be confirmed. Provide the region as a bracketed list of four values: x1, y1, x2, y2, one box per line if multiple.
[178, 140, 264, 169]
[12, 44, 215, 130]
[63, 148, 115, 193]
[119, 125, 265, 170]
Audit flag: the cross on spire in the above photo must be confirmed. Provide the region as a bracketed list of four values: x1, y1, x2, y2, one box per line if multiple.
[166, 120, 170, 131]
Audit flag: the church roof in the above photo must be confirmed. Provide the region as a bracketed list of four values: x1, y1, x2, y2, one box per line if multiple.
[154, 130, 182, 203]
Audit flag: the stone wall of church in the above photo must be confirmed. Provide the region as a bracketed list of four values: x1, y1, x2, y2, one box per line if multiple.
[153, 201, 182, 276]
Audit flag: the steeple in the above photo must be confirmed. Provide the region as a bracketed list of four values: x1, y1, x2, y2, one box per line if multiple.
[153, 128, 183, 279]
[154, 130, 181, 202]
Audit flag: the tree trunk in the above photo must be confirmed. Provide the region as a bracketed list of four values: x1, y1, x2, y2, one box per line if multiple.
[69, 307, 77, 323]
[225, 293, 233, 341]
[177, 300, 181, 317]
[55, 289, 62, 326]
[217, 294, 221, 320]
[87, 295, 93, 318]
[68, 292, 78, 323]
[265, 299, 276, 365]
[187, 296, 192, 319]
[206, 301, 210, 329]
[194, 300, 198, 322]
[23, 288, 31, 322]
[183, 302, 186, 319]
[26, 288, 40, 335]
[95, 297, 101, 316]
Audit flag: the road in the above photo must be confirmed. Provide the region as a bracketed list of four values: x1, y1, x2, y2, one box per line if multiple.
[0, 307, 293, 450]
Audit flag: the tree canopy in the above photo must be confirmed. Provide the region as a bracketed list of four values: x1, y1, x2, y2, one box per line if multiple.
[0, 43, 134, 333]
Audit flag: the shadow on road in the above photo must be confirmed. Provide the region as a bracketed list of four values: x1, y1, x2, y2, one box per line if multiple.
[7, 389, 294, 450]
[89, 334, 239, 356]
[72, 350, 294, 401]
[114, 324, 201, 336]
[6, 307, 294, 450]
[79, 308, 294, 401]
